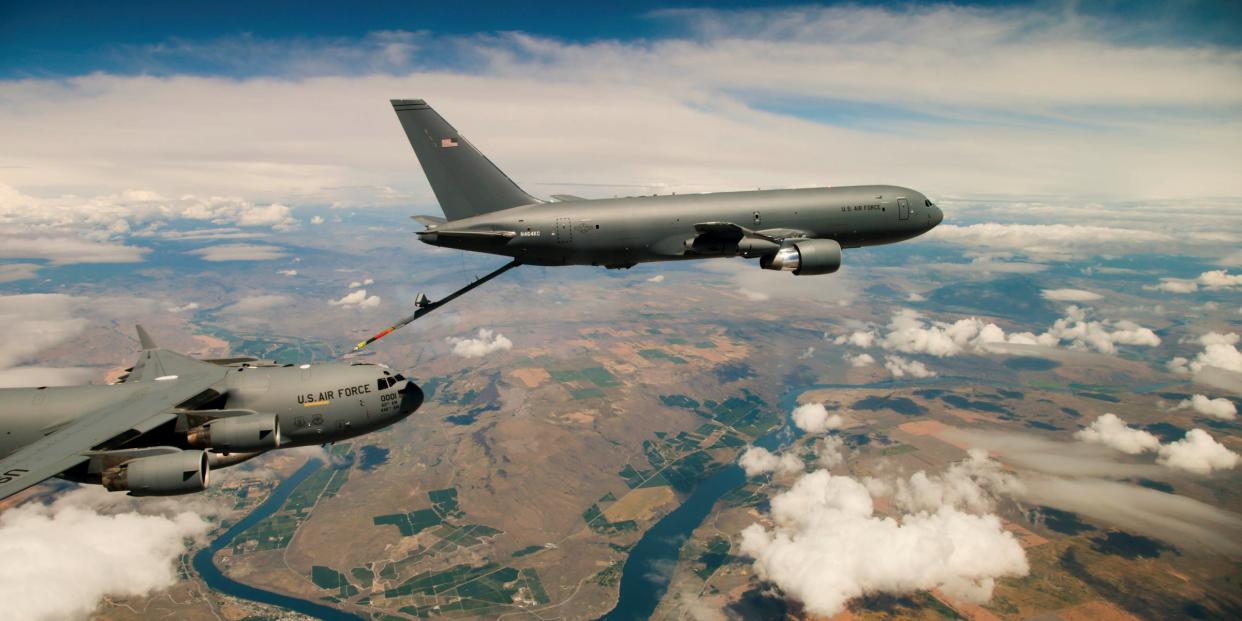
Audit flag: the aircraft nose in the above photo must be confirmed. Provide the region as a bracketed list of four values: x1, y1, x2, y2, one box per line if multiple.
[397, 381, 425, 416]
[929, 204, 944, 228]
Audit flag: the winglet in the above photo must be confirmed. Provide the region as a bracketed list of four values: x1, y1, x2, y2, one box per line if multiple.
[136, 325, 157, 350]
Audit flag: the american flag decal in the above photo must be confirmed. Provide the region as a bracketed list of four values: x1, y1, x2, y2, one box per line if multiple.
[440, 137, 459, 148]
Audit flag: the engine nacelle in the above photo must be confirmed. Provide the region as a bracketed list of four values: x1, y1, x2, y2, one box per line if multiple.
[760, 239, 843, 275]
[102, 450, 209, 496]
[187, 413, 281, 452]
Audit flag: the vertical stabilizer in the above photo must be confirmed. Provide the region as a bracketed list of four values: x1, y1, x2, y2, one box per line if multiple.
[391, 99, 539, 221]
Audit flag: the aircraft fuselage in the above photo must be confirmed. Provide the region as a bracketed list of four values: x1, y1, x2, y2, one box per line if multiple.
[417, 185, 942, 268]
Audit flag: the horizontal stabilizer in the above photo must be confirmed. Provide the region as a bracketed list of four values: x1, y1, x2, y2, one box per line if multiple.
[411, 215, 448, 227]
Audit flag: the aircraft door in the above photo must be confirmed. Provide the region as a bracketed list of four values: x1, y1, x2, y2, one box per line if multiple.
[897, 198, 910, 220]
[556, 217, 572, 243]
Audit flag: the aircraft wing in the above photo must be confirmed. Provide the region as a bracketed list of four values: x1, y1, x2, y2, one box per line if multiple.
[0, 347, 228, 502]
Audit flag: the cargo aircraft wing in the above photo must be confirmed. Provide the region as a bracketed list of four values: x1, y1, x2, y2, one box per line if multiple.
[0, 327, 227, 502]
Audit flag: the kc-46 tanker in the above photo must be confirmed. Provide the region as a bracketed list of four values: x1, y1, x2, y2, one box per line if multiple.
[0, 326, 423, 500]
[393, 99, 943, 275]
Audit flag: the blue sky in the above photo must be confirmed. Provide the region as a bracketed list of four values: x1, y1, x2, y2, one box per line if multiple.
[3, 1, 1240, 78]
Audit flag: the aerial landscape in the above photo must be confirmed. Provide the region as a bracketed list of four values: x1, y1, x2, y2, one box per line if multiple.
[1, 2, 1240, 620]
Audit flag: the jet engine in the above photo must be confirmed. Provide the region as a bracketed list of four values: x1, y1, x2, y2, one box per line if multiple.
[187, 412, 281, 452]
[760, 239, 842, 275]
[102, 450, 209, 496]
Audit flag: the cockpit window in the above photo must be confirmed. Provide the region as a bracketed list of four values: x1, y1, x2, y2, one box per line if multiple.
[394, 374, 405, 382]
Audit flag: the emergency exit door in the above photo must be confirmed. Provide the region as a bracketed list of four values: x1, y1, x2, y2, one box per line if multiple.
[897, 198, 910, 220]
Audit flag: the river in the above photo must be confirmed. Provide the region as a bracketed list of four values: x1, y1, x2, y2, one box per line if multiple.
[192, 458, 363, 620]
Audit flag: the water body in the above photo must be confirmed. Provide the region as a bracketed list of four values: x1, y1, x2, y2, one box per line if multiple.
[192, 459, 363, 621]
[595, 387, 798, 620]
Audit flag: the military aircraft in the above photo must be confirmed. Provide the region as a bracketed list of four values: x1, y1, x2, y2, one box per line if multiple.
[0, 326, 423, 500]
[354, 99, 945, 350]
[392, 99, 942, 273]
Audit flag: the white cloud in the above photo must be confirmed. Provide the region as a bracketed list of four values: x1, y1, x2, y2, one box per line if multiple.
[1157, 429, 1240, 475]
[328, 289, 381, 308]
[310, 215, 325, 224]
[797, 346, 815, 360]
[0, 263, 42, 282]
[884, 355, 936, 378]
[740, 464, 1028, 618]
[1175, 394, 1237, 420]
[0, 235, 148, 265]
[277, 269, 298, 276]
[857, 307, 1159, 359]
[738, 446, 803, 477]
[927, 223, 1174, 260]
[166, 302, 199, 313]
[646, 274, 665, 283]
[189, 243, 287, 261]
[348, 278, 375, 288]
[1169, 332, 1242, 376]
[0, 293, 89, 373]
[791, 403, 843, 434]
[1148, 270, 1242, 294]
[1074, 414, 1239, 474]
[1074, 413, 1161, 455]
[1041, 288, 1102, 302]
[447, 328, 512, 358]
[844, 352, 875, 368]
[817, 436, 847, 469]
[0, 487, 212, 621]
[833, 330, 877, 348]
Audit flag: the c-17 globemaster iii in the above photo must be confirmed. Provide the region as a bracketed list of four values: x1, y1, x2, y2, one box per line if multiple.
[354, 99, 944, 349]
[0, 326, 423, 500]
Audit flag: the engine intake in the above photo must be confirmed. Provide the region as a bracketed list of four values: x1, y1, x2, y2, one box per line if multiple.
[187, 412, 281, 452]
[102, 450, 209, 496]
[760, 239, 842, 275]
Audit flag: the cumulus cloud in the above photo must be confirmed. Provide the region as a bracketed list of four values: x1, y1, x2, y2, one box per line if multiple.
[842, 307, 1159, 360]
[0, 487, 213, 620]
[328, 289, 381, 308]
[817, 436, 847, 469]
[792, 403, 843, 434]
[189, 243, 287, 261]
[1074, 414, 1239, 474]
[1174, 394, 1237, 420]
[277, 269, 298, 276]
[646, 274, 665, 283]
[1168, 332, 1242, 376]
[348, 278, 375, 288]
[310, 215, 325, 224]
[1073, 413, 1162, 455]
[740, 461, 1028, 618]
[166, 302, 199, 313]
[1156, 430, 1241, 475]
[845, 352, 875, 368]
[739, 446, 803, 477]
[447, 328, 512, 358]
[1041, 288, 1102, 302]
[1149, 270, 1242, 294]
[884, 355, 935, 378]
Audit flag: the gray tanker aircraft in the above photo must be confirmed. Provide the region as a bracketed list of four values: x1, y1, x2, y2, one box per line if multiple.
[0, 327, 423, 500]
[393, 99, 943, 274]
[354, 99, 945, 350]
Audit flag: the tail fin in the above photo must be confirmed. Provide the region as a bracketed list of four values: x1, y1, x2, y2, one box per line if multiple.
[391, 99, 539, 221]
[136, 325, 157, 350]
